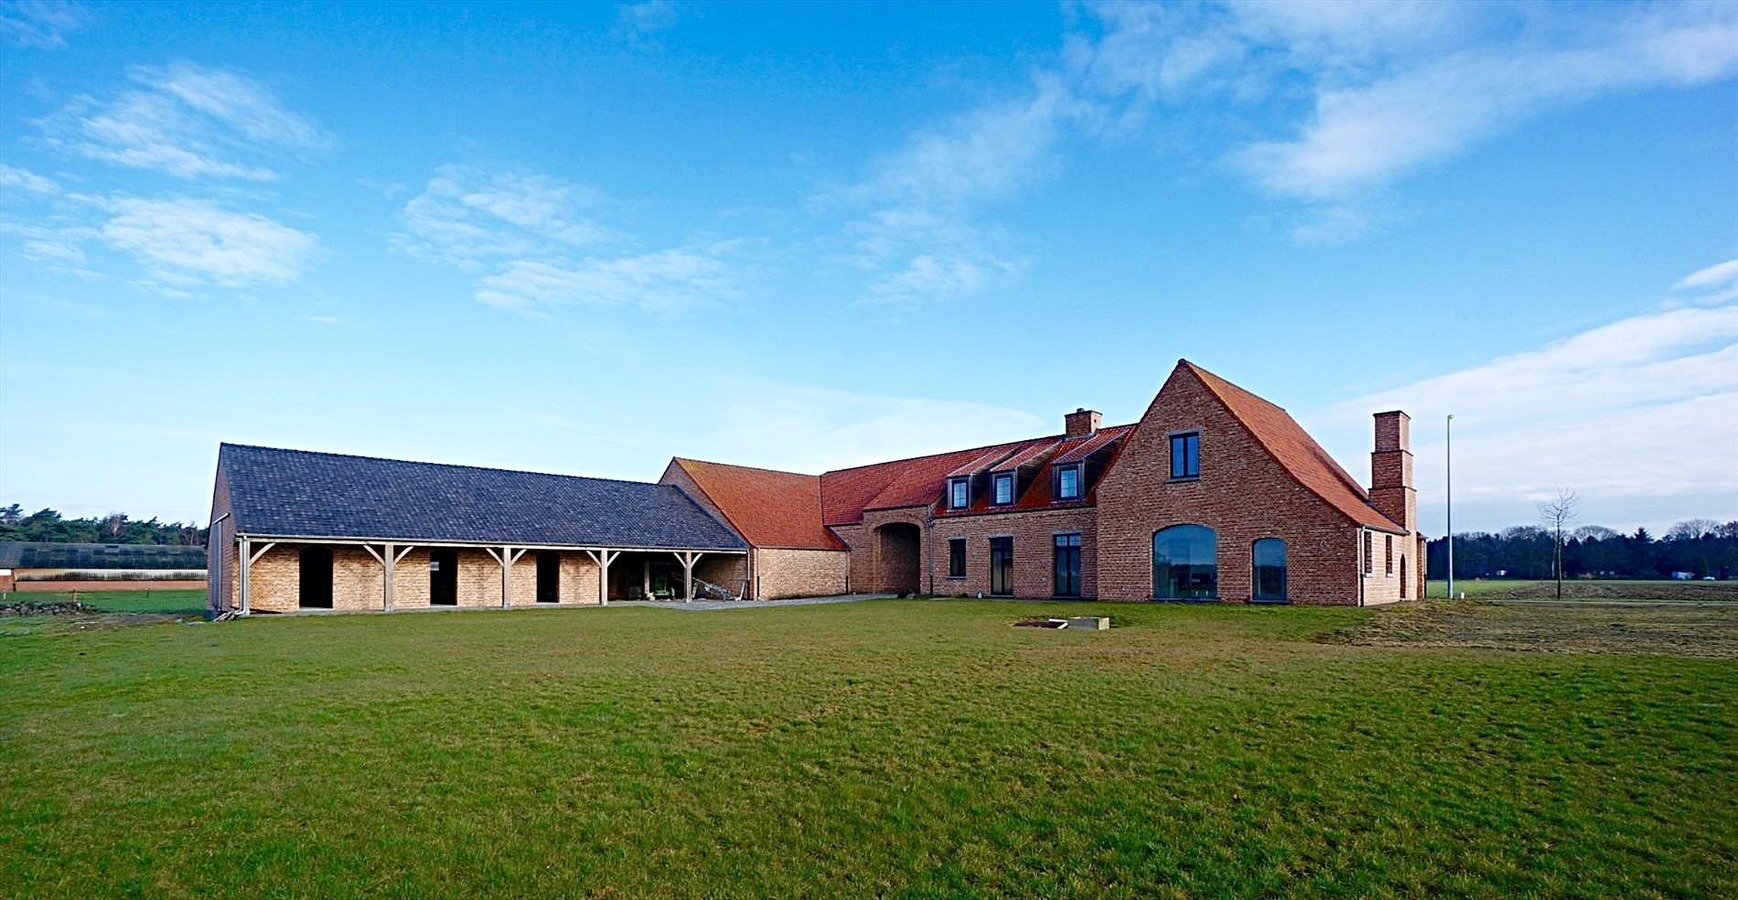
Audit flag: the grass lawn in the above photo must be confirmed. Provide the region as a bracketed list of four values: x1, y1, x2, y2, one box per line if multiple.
[1, 588, 208, 617]
[3, 599, 1734, 897]
[1428, 578, 1738, 602]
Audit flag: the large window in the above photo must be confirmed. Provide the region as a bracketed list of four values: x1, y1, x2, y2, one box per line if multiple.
[948, 538, 966, 578]
[948, 477, 970, 510]
[1170, 432, 1199, 479]
[1054, 463, 1082, 501]
[1252, 538, 1286, 603]
[1385, 534, 1394, 575]
[1054, 533, 1081, 597]
[989, 536, 1013, 596]
[1153, 525, 1217, 599]
[992, 472, 1014, 505]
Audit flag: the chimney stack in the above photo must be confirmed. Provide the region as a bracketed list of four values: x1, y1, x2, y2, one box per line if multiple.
[1369, 411, 1415, 532]
[1065, 408, 1101, 438]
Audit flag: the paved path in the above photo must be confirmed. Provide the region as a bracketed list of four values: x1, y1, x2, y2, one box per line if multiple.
[612, 593, 894, 611]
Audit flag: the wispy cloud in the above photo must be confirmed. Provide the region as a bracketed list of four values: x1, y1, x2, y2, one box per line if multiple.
[1671, 258, 1738, 307]
[99, 196, 318, 287]
[829, 77, 1071, 304]
[398, 165, 743, 315]
[1309, 264, 1738, 532]
[0, 0, 87, 49]
[0, 163, 59, 194]
[613, 0, 676, 43]
[37, 62, 326, 180]
[1071, 1, 1738, 219]
[707, 381, 1049, 474]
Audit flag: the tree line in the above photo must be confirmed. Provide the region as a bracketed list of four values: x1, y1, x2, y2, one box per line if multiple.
[0, 505, 208, 546]
[1426, 519, 1738, 581]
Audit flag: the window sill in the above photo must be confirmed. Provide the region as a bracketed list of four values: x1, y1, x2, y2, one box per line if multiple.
[944, 575, 967, 580]
[1166, 475, 1200, 484]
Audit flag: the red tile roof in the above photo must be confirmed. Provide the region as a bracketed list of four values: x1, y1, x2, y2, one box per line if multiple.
[1183, 361, 1406, 533]
[992, 438, 1063, 472]
[670, 458, 845, 550]
[944, 446, 1020, 479]
[822, 440, 1049, 524]
[1051, 424, 1133, 465]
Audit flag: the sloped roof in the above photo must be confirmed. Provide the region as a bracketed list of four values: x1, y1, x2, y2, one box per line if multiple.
[992, 438, 1063, 472]
[218, 444, 747, 550]
[1184, 362, 1406, 533]
[669, 459, 844, 550]
[0, 542, 207, 570]
[1051, 424, 1134, 465]
[822, 437, 1069, 524]
[945, 446, 1019, 479]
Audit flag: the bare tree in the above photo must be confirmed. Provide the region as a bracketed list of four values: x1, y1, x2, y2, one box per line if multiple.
[1666, 518, 1720, 541]
[1537, 489, 1578, 600]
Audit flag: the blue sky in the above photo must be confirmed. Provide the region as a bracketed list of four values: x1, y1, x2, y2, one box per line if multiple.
[1, 0, 1734, 536]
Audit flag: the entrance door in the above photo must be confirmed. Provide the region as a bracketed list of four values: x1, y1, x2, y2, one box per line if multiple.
[299, 546, 333, 609]
[536, 551, 560, 603]
[989, 537, 1013, 596]
[430, 549, 458, 606]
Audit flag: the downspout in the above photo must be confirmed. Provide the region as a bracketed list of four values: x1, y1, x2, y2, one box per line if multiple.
[924, 505, 935, 596]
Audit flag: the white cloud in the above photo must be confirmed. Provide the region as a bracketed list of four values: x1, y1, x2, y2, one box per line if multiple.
[829, 78, 1070, 304]
[38, 62, 325, 180]
[1670, 258, 1738, 307]
[100, 196, 317, 286]
[399, 165, 741, 316]
[1073, 1, 1738, 202]
[1308, 270, 1738, 533]
[706, 381, 1049, 474]
[0, 163, 59, 194]
[0, 0, 87, 49]
[474, 243, 739, 315]
[397, 166, 610, 265]
[613, 0, 676, 40]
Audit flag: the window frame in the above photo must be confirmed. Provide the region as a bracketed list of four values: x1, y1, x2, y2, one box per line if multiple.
[1053, 532, 1082, 597]
[1252, 537, 1287, 603]
[988, 536, 1014, 596]
[948, 476, 970, 510]
[947, 537, 966, 578]
[1054, 462, 1083, 501]
[991, 471, 1015, 506]
[1169, 431, 1200, 481]
[1153, 524, 1218, 601]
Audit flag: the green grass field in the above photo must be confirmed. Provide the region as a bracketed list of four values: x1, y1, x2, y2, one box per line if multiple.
[0, 587, 208, 617]
[3, 599, 1734, 897]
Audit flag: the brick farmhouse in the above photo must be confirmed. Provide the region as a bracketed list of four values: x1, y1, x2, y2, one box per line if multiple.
[208, 360, 1424, 613]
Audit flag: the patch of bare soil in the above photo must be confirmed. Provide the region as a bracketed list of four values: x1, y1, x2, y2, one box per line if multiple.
[0, 601, 187, 634]
[1325, 599, 1738, 659]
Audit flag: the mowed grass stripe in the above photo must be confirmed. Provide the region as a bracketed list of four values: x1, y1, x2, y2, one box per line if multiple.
[2, 599, 1733, 897]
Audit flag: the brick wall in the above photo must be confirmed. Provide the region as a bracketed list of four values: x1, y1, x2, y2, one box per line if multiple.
[1096, 366, 1367, 605]
[931, 507, 1098, 598]
[752, 548, 849, 599]
[239, 543, 606, 612]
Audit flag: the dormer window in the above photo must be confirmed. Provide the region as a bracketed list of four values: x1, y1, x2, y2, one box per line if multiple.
[992, 472, 1014, 505]
[948, 477, 970, 510]
[1054, 463, 1082, 501]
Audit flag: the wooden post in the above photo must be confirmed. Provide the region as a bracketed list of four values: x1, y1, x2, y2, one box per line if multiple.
[238, 538, 276, 615]
[585, 549, 621, 605]
[363, 543, 416, 612]
[674, 551, 702, 602]
[485, 546, 530, 608]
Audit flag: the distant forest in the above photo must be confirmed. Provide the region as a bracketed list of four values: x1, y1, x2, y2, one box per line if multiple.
[0, 506, 207, 546]
[4, 503, 1735, 580]
[1426, 520, 1738, 581]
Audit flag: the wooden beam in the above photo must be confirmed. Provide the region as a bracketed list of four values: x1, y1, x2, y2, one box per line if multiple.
[238, 539, 276, 616]
[673, 550, 702, 603]
[585, 549, 621, 605]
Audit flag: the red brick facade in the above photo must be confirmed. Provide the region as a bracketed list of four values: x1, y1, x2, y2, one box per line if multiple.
[679, 360, 1423, 606]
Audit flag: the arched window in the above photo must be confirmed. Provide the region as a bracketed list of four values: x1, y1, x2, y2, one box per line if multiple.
[1153, 525, 1217, 599]
[1252, 538, 1286, 603]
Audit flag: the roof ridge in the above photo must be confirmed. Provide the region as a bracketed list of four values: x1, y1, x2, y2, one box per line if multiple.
[1181, 363, 1405, 533]
[819, 425, 1134, 478]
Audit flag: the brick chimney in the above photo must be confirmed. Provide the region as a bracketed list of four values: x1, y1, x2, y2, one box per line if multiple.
[1065, 408, 1101, 438]
[1369, 410, 1415, 532]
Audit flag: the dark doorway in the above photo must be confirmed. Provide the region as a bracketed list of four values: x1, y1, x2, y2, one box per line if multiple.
[989, 536, 1014, 596]
[536, 551, 560, 603]
[299, 546, 333, 609]
[430, 549, 458, 606]
[873, 523, 921, 594]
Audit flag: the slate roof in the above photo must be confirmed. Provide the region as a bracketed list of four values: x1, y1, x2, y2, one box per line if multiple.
[0, 542, 207, 570]
[1184, 362, 1407, 533]
[217, 444, 747, 550]
[669, 459, 844, 550]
